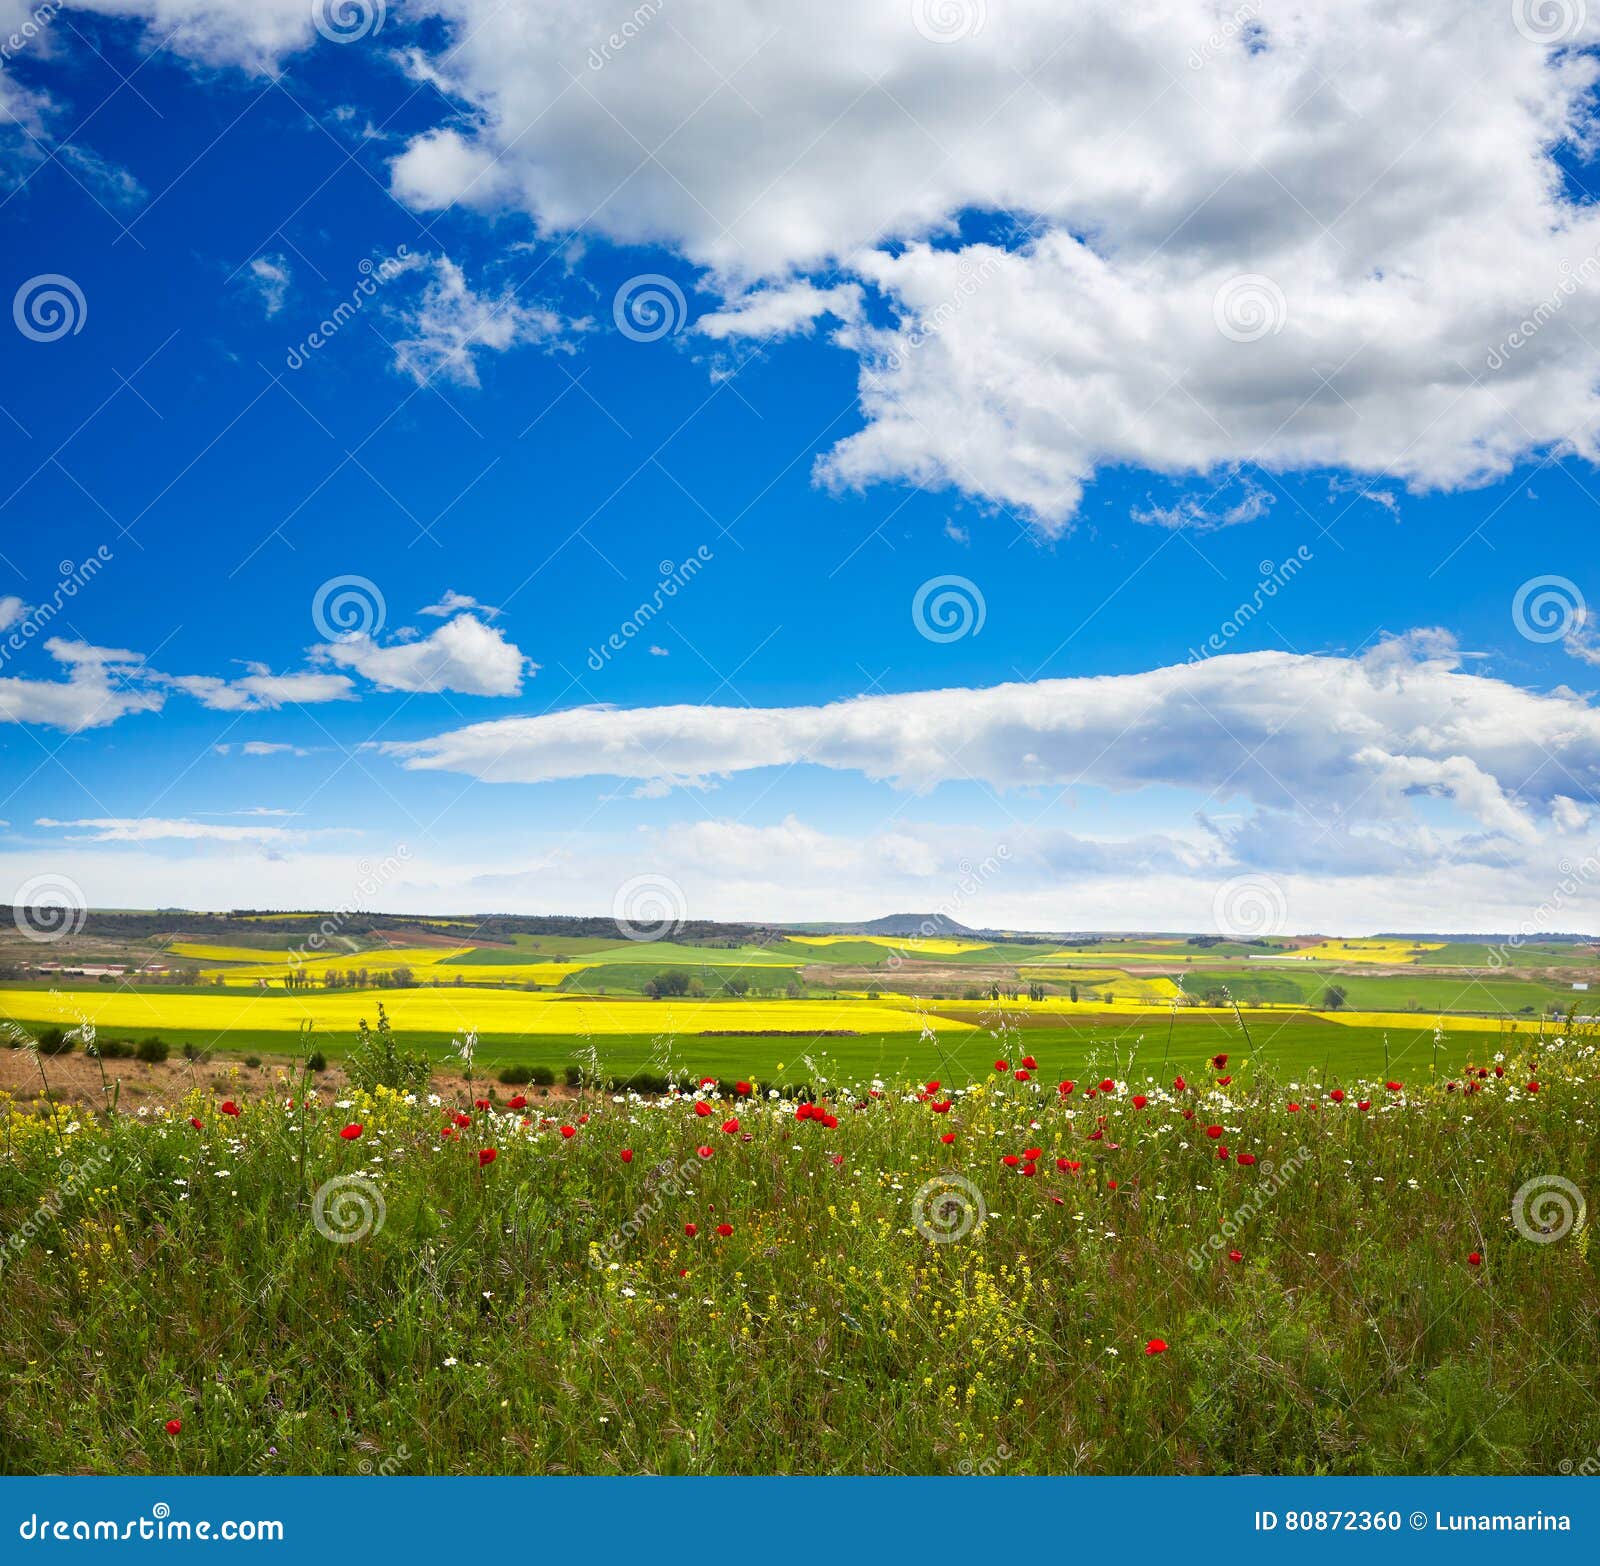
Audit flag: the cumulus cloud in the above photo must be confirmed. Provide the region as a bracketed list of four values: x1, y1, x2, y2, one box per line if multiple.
[363, 0, 1600, 529]
[315, 612, 535, 697]
[0, 595, 27, 631]
[214, 740, 311, 757]
[0, 639, 163, 732]
[697, 283, 863, 342]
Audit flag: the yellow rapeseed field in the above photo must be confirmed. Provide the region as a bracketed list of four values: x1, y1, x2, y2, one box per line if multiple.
[0, 987, 957, 1038]
[785, 934, 992, 954]
[1282, 939, 1444, 965]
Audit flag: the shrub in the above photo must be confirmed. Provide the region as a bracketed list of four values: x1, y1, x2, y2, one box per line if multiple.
[305, 1051, 327, 1074]
[244, 1054, 262, 1069]
[346, 1003, 430, 1096]
[37, 1027, 74, 1056]
[97, 1039, 132, 1059]
[563, 1064, 582, 1087]
[134, 1036, 170, 1063]
[498, 1065, 534, 1086]
[529, 1065, 556, 1086]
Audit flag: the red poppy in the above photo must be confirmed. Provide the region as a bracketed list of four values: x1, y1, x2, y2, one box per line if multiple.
[441, 1128, 453, 1139]
[684, 1223, 698, 1238]
[165, 1419, 182, 1436]
[1236, 1152, 1256, 1166]
[1385, 1081, 1402, 1092]
[339, 1123, 363, 1140]
[1527, 1081, 1541, 1094]
[931, 1099, 951, 1113]
[715, 1223, 733, 1237]
[1216, 1074, 1232, 1086]
[1002, 1154, 1021, 1168]
[1211, 1053, 1228, 1068]
[1145, 1338, 1168, 1355]
[1058, 1080, 1075, 1097]
[1205, 1124, 1224, 1138]
[478, 1148, 497, 1167]
[1468, 1251, 1482, 1266]
[1013, 1069, 1031, 1082]
[1216, 1146, 1230, 1160]
[1287, 1102, 1301, 1113]
[700, 1076, 717, 1087]
[994, 1060, 1009, 1073]
[821, 1113, 838, 1129]
[1132, 1094, 1148, 1109]
[620, 1148, 634, 1163]
[559, 1124, 576, 1139]
[189, 1117, 203, 1130]
[1228, 1249, 1243, 1263]
[1172, 1075, 1186, 1091]
[474, 1098, 490, 1111]
[579, 1114, 589, 1124]
[1024, 1146, 1042, 1160]
[1329, 1088, 1346, 1103]
[940, 1131, 956, 1144]
[697, 1145, 713, 1159]
[507, 1095, 528, 1110]
[796, 1103, 814, 1121]
[1107, 1178, 1119, 1190]
[220, 1101, 240, 1117]
[926, 1080, 941, 1094]
[1022, 1162, 1038, 1177]
[722, 1117, 740, 1134]
[694, 1101, 712, 1117]
[830, 1152, 845, 1166]
[1494, 1065, 1505, 1078]
[1056, 1156, 1071, 1171]
[1098, 1079, 1115, 1094]
[736, 1081, 752, 1096]
[1020, 1056, 1038, 1070]
[453, 1112, 472, 1128]
[1064, 1159, 1082, 1172]
[1357, 1099, 1372, 1112]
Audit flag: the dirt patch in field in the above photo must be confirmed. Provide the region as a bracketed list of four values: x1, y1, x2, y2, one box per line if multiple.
[0, 1049, 576, 1112]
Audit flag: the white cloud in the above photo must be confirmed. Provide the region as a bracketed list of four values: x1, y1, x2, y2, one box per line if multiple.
[315, 612, 535, 697]
[0, 639, 163, 732]
[243, 253, 291, 316]
[362, 0, 1600, 529]
[389, 634, 1600, 854]
[34, 815, 328, 845]
[57, 143, 145, 208]
[418, 589, 500, 619]
[167, 664, 355, 712]
[215, 741, 311, 757]
[0, 595, 27, 631]
[697, 283, 862, 341]
[391, 256, 574, 387]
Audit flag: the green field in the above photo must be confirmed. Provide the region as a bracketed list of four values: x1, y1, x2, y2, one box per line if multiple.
[1179, 967, 1570, 1014]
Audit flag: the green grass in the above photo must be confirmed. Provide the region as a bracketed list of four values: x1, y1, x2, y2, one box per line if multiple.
[1179, 967, 1569, 1014]
[2, 1023, 1594, 1475]
[4, 1010, 1536, 1087]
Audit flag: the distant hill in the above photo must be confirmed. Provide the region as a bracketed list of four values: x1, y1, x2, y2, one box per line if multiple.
[796, 912, 980, 938]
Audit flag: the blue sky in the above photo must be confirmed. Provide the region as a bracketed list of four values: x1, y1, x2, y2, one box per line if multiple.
[4, 2, 1600, 932]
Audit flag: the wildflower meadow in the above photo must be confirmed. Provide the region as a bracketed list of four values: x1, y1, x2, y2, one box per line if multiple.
[2, 1019, 1595, 1476]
